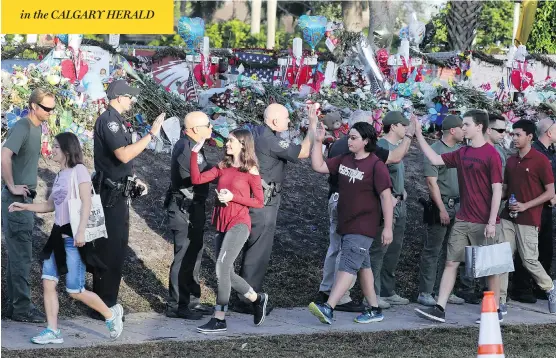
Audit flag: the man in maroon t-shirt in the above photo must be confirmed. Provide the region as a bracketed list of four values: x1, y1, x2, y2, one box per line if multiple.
[498, 120, 556, 314]
[308, 121, 394, 325]
[414, 109, 504, 323]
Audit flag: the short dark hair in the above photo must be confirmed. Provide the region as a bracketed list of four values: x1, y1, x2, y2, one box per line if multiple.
[512, 119, 536, 137]
[54, 132, 83, 168]
[463, 109, 489, 134]
[488, 112, 505, 126]
[351, 122, 377, 153]
[383, 124, 392, 134]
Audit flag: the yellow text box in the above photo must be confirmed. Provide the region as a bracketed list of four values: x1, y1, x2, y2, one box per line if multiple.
[2, 0, 174, 34]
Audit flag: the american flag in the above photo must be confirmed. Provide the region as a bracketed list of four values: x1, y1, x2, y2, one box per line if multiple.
[186, 70, 198, 102]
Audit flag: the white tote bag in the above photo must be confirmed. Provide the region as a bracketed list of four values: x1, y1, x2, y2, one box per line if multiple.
[465, 239, 514, 278]
[68, 166, 108, 242]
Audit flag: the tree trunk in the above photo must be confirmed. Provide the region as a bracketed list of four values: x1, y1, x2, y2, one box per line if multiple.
[342, 1, 364, 32]
[446, 0, 483, 51]
[367, 0, 398, 51]
[267, 0, 277, 49]
[180, 1, 187, 16]
[251, 0, 262, 35]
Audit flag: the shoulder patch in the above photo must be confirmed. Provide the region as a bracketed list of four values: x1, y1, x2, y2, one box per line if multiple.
[108, 122, 120, 133]
[278, 140, 290, 149]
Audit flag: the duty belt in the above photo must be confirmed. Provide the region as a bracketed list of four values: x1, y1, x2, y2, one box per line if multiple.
[442, 196, 460, 209]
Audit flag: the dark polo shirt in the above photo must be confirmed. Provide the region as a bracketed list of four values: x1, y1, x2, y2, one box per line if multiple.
[501, 147, 555, 227]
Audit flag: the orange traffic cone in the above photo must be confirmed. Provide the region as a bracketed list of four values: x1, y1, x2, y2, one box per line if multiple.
[477, 291, 505, 358]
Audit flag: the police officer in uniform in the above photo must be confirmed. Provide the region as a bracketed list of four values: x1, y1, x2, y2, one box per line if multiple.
[370, 111, 411, 307]
[417, 115, 475, 306]
[91, 80, 165, 319]
[165, 111, 214, 319]
[234, 103, 318, 313]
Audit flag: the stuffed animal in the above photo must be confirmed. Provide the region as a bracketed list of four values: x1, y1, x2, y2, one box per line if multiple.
[321, 112, 348, 145]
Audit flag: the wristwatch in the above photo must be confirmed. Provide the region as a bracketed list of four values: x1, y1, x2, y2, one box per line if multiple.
[404, 134, 413, 139]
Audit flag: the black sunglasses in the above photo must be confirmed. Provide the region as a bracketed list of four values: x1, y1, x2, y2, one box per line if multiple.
[36, 103, 55, 113]
[491, 128, 506, 134]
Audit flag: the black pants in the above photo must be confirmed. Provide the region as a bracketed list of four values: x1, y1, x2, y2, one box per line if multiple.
[511, 206, 554, 295]
[166, 198, 206, 311]
[239, 195, 281, 298]
[93, 196, 129, 307]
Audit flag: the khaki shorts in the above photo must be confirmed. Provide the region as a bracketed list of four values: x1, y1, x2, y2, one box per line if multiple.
[446, 219, 501, 262]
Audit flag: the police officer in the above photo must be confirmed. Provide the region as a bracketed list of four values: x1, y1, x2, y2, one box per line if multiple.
[234, 103, 318, 313]
[165, 111, 214, 319]
[91, 80, 164, 319]
[370, 111, 411, 307]
[417, 115, 475, 307]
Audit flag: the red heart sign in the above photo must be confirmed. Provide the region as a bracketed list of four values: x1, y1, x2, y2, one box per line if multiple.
[61, 59, 88, 83]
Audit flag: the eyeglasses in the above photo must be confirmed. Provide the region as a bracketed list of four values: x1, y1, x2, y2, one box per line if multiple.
[491, 128, 506, 134]
[36, 103, 55, 113]
[187, 123, 212, 130]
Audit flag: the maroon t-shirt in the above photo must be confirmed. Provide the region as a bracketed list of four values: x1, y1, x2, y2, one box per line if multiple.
[441, 143, 503, 224]
[326, 153, 392, 238]
[501, 148, 555, 227]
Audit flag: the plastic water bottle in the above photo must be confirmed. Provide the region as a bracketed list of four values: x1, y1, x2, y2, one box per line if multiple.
[509, 194, 518, 219]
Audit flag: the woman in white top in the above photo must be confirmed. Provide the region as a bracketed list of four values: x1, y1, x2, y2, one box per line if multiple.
[9, 132, 124, 344]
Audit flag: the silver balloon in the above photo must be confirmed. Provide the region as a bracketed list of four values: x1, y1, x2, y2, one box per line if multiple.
[353, 35, 385, 91]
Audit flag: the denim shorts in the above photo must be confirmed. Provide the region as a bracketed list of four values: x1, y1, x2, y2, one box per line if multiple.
[338, 234, 374, 275]
[42, 237, 86, 294]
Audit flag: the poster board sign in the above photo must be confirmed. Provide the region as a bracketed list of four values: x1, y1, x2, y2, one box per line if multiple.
[81, 45, 110, 80]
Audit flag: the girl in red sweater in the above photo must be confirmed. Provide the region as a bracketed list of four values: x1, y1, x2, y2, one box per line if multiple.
[190, 129, 267, 333]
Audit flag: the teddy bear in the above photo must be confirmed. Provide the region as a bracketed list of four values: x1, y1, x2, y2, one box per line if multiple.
[321, 112, 348, 145]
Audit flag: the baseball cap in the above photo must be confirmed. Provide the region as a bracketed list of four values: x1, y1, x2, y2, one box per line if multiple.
[442, 115, 463, 130]
[106, 80, 140, 100]
[383, 111, 410, 126]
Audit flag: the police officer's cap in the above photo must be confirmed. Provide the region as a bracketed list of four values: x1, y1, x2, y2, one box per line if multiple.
[106, 80, 141, 100]
[383, 111, 410, 126]
[442, 115, 463, 130]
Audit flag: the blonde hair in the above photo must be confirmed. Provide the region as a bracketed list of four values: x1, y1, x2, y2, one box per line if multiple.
[28, 88, 55, 109]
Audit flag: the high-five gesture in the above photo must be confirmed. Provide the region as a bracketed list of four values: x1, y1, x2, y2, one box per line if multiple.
[150, 112, 166, 136]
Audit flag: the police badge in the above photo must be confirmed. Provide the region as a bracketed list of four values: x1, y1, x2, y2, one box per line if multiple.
[278, 140, 289, 149]
[108, 122, 119, 133]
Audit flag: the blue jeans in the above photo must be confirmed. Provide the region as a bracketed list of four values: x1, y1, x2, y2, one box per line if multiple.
[41, 237, 86, 294]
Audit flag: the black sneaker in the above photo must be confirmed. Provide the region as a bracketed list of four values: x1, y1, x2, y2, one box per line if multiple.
[414, 305, 446, 323]
[189, 303, 214, 315]
[231, 300, 274, 316]
[166, 308, 203, 320]
[510, 292, 537, 304]
[12, 308, 46, 323]
[456, 291, 482, 305]
[335, 301, 366, 312]
[197, 318, 227, 334]
[253, 293, 269, 326]
[230, 301, 253, 314]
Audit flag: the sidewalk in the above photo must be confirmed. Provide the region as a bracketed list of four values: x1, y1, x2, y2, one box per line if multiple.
[2, 300, 555, 350]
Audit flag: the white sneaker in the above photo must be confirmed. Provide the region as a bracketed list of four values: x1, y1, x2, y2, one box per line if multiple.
[105, 304, 124, 339]
[448, 294, 465, 305]
[30, 328, 64, 345]
[365, 296, 391, 309]
[381, 294, 409, 305]
[377, 297, 391, 309]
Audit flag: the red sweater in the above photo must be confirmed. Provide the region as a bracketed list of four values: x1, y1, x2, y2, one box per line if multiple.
[190, 152, 264, 232]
